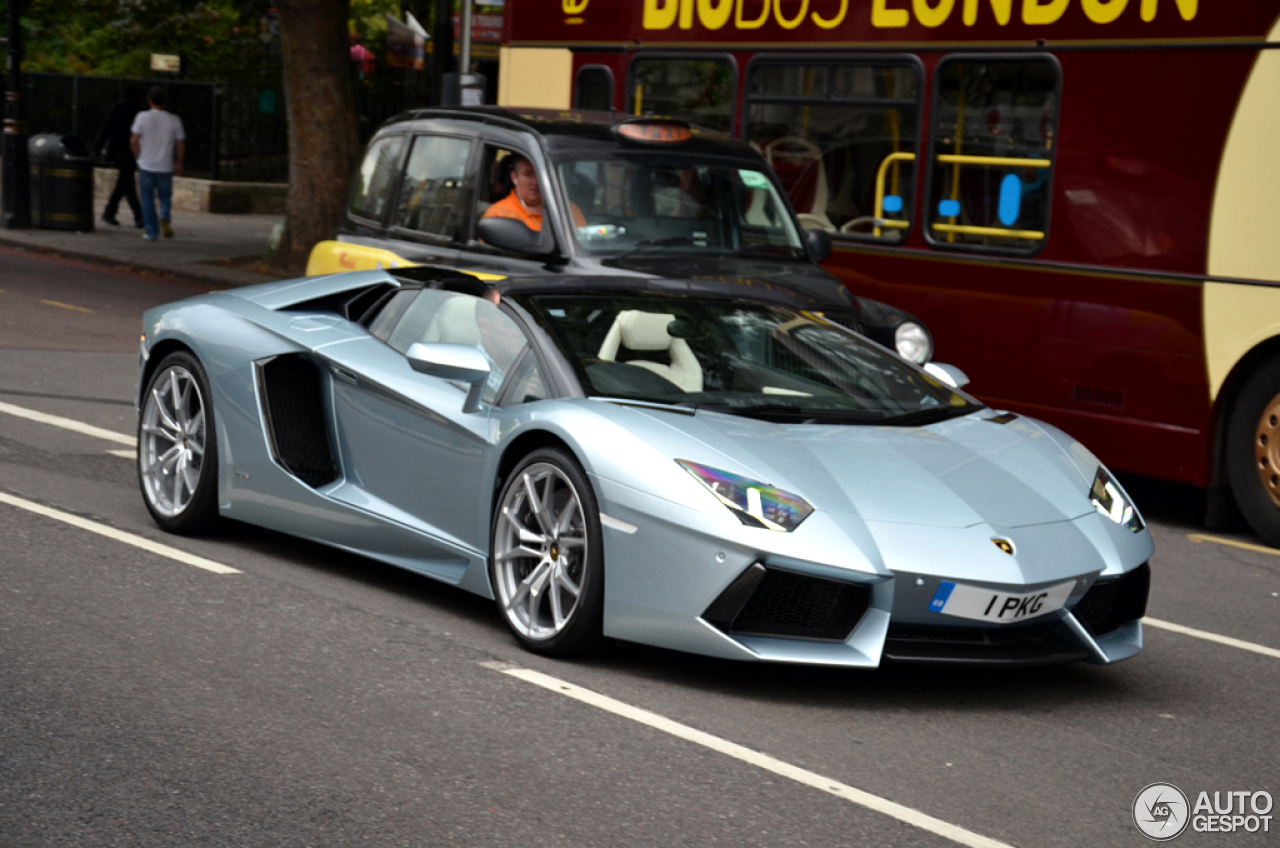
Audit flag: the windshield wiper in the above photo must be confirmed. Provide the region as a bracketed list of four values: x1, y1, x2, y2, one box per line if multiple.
[612, 235, 719, 260]
[878, 405, 981, 427]
[735, 243, 802, 257]
[709, 403, 883, 423]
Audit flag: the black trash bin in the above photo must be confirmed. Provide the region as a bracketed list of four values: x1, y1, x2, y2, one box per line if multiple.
[29, 134, 95, 232]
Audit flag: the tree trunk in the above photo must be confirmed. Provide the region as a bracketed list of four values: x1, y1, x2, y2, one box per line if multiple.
[270, 0, 360, 276]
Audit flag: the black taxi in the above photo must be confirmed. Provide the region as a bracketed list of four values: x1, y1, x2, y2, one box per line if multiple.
[307, 108, 934, 363]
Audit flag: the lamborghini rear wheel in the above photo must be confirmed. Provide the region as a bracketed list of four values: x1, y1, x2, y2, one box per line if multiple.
[138, 351, 219, 535]
[490, 447, 605, 656]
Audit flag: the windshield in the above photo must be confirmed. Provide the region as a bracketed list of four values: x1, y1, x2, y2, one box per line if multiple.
[529, 295, 981, 424]
[554, 156, 806, 259]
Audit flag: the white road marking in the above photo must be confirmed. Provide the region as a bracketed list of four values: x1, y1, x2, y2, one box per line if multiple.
[107, 449, 138, 460]
[1144, 617, 1280, 660]
[482, 662, 1015, 848]
[0, 491, 239, 575]
[0, 400, 133, 446]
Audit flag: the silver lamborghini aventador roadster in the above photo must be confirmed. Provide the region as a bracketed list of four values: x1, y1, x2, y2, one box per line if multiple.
[136, 268, 1152, 667]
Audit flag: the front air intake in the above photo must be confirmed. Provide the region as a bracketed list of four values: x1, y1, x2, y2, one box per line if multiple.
[703, 564, 871, 642]
[1072, 563, 1150, 638]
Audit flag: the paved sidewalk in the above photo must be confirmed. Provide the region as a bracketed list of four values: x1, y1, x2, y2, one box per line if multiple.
[0, 195, 289, 289]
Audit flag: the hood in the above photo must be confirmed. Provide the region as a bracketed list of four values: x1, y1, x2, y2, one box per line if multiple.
[633, 407, 1094, 530]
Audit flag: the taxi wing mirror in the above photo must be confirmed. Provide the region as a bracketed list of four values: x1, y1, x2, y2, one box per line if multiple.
[804, 228, 832, 263]
[477, 216, 555, 256]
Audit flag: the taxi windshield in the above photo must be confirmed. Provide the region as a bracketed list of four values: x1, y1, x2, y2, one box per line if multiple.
[554, 156, 806, 259]
[529, 294, 980, 424]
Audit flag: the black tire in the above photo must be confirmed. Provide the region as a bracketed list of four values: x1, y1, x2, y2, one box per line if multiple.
[137, 351, 220, 535]
[1227, 357, 1280, 546]
[489, 447, 605, 656]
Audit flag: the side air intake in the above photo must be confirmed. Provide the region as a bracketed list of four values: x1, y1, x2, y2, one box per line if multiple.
[258, 354, 338, 488]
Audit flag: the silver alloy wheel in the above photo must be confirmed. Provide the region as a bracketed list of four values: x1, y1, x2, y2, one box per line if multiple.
[139, 365, 207, 518]
[493, 462, 588, 641]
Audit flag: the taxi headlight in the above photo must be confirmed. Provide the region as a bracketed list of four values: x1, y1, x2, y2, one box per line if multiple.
[895, 321, 932, 364]
[1090, 467, 1144, 532]
[676, 459, 813, 532]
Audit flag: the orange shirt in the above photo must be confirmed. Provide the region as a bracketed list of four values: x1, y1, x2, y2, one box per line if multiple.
[483, 191, 586, 232]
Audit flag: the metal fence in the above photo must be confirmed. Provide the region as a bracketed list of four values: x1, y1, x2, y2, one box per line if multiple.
[21, 72, 409, 183]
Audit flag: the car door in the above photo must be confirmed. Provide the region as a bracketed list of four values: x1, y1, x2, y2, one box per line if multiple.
[375, 132, 476, 269]
[319, 288, 534, 567]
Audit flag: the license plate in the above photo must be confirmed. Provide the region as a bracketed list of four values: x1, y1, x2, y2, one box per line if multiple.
[928, 580, 1075, 624]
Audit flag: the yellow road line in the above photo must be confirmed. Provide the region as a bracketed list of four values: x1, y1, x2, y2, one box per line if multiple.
[41, 299, 95, 313]
[1187, 533, 1280, 557]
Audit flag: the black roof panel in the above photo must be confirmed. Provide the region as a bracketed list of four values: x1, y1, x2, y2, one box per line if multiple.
[377, 106, 756, 160]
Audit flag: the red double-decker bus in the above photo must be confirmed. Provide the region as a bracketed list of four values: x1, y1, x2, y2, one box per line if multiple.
[494, 1, 1280, 542]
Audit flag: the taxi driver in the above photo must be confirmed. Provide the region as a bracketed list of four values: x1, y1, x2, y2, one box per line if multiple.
[483, 154, 585, 232]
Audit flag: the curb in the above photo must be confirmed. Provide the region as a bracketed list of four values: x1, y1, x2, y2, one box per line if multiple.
[0, 231, 283, 290]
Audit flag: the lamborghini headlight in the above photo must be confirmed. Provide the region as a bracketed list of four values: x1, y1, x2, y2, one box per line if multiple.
[677, 460, 813, 532]
[1090, 467, 1144, 532]
[895, 321, 932, 364]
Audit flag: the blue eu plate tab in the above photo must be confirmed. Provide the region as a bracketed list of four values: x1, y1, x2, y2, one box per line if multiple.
[929, 581, 956, 612]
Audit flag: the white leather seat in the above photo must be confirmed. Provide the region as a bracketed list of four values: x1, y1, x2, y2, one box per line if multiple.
[422, 295, 482, 347]
[596, 310, 703, 393]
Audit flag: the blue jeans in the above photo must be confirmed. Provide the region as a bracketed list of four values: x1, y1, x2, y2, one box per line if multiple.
[138, 170, 173, 239]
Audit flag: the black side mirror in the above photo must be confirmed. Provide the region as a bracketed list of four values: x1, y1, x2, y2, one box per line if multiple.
[804, 228, 832, 264]
[477, 216, 554, 256]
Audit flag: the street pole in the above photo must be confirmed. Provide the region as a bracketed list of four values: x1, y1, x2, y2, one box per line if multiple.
[432, 0, 454, 105]
[3, 0, 30, 229]
[458, 0, 472, 82]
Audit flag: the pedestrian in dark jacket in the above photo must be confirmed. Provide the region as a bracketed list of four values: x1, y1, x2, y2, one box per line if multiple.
[95, 84, 147, 227]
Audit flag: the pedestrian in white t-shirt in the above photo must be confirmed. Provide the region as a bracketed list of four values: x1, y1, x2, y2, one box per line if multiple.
[130, 87, 186, 241]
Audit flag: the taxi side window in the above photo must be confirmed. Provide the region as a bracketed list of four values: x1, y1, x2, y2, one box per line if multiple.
[478, 147, 519, 215]
[745, 59, 921, 242]
[925, 57, 1059, 254]
[474, 146, 547, 247]
[395, 135, 473, 240]
[349, 135, 405, 224]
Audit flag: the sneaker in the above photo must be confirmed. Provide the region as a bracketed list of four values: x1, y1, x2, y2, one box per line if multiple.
[142, 233, 156, 241]
[102, 213, 120, 226]
[160, 219, 174, 239]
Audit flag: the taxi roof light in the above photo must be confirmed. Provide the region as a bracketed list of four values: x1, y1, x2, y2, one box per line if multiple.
[614, 119, 693, 145]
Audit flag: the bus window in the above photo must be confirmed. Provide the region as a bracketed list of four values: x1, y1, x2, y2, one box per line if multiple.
[627, 55, 736, 134]
[575, 66, 614, 112]
[745, 59, 921, 243]
[926, 57, 1060, 254]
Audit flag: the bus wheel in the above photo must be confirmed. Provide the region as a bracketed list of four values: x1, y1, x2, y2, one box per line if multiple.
[1228, 359, 1280, 546]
